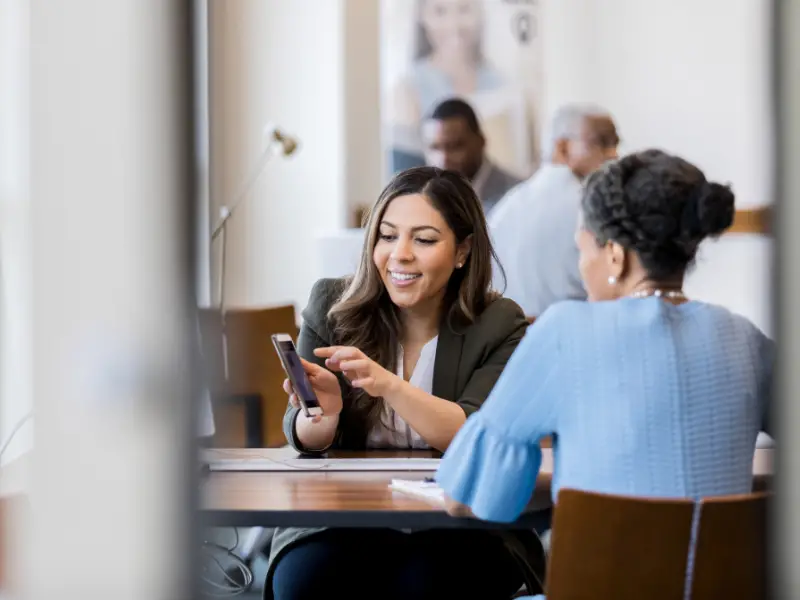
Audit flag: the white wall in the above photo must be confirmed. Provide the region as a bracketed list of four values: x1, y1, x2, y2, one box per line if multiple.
[541, 0, 773, 333]
[209, 0, 773, 330]
[208, 0, 354, 313]
[207, 0, 384, 313]
[542, 0, 772, 209]
[686, 236, 772, 336]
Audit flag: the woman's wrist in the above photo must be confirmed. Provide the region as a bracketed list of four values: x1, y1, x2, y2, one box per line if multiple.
[294, 411, 339, 450]
[381, 373, 408, 403]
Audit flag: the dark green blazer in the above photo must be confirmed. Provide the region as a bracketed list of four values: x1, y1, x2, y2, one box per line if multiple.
[282, 277, 529, 452]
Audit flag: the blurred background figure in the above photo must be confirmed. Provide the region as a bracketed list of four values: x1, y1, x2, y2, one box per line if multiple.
[422, 98, 521, 215]
[490, 104, 620, 318]
[384, 0, 541, 178]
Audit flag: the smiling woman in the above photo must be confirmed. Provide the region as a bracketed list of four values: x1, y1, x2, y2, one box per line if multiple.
[304, 166, 502, 451]
[375, 194, 470, 311]
[264, 166, 544, 600]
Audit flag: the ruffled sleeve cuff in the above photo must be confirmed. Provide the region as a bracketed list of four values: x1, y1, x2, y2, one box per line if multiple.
[435, 414, 542, 523]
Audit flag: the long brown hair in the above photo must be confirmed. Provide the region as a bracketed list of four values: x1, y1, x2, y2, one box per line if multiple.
[328, 166, 501, 431]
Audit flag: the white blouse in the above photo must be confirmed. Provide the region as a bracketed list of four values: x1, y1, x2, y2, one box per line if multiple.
[365, 336, 438, 449]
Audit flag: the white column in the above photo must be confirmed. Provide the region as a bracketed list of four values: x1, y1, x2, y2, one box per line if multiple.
[21, 1, 194, 597]
[195, 0, 212, 306]
[777, 0, 800, 594]
[0, 0, 33, 467]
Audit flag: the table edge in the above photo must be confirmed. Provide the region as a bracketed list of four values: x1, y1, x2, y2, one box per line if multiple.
[201, 507, 551, 530]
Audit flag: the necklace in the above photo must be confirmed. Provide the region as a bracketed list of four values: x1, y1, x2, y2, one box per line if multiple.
[629, 288, 687, 300]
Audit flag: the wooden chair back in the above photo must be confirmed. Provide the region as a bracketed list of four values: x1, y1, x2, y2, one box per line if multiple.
[546, 489, 695, 600]
[198, 306, 298, 447]
[690, 492, 768, 599]
[545, 489, 769, 600]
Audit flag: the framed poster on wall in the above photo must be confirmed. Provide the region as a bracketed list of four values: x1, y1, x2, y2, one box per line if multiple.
[380, 0, 543, 180]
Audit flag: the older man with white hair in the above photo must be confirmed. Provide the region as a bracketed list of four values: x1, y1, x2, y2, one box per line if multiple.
[489, 104, 620, 318]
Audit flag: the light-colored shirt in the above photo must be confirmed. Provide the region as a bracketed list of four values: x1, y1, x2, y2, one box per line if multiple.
[366, 336, 438, 449]
[489, 164, 586, 318]
[411, 59, 505, 119]
[436, 298, 773, 524]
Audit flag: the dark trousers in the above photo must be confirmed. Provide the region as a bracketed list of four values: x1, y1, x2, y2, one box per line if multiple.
[271, 528, 526, 600]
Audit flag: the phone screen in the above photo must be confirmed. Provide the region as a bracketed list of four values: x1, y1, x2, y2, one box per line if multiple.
[276, 339, 321, 409]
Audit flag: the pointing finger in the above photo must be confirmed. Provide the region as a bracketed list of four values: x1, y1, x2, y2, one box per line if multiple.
[313, 347, 342, 358]
[338, 359, 370, 372]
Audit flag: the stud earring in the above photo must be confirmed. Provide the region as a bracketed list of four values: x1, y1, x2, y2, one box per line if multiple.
[608, 275, 617, 285]
[456, 262, 463, 268]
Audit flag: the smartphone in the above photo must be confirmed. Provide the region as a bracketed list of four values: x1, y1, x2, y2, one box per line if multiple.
[271, 334, 324, 418]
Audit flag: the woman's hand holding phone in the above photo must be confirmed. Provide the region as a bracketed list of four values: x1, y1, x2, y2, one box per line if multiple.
[284, 358, 343, 423]
[313, 346, 398, 398]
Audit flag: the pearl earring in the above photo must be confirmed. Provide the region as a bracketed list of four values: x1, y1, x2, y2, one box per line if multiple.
[456, 262, 463, 268]
[608, 275, 617, 285]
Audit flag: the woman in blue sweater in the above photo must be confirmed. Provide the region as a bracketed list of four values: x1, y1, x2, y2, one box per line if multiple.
[436, 149, 773, 523]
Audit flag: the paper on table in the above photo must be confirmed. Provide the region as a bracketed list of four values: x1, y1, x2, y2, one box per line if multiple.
[389, 479, 445, 505]
[208, 457, 441, 472]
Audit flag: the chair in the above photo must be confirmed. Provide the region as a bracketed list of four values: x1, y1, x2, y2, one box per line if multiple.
[198, 306, 299, 448]
[690, 493, 768, 599]
[541, 489, 768, 600]
[545, 489, 695, 600]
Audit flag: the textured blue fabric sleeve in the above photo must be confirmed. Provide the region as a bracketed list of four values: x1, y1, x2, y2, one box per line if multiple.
[435, 413, 543, 522]
[435, 304, 566, 522]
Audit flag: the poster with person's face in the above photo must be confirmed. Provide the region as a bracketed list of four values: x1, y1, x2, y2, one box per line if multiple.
[381, 0, 542, 179]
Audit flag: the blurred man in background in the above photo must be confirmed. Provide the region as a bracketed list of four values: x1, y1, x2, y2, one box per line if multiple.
[422, 98, 522, 215]
[490, 104, 620, 318]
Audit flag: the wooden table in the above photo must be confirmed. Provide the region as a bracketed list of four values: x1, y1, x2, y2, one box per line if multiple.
[201, 448, 553, 530]
[200, 447, 774, 530]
